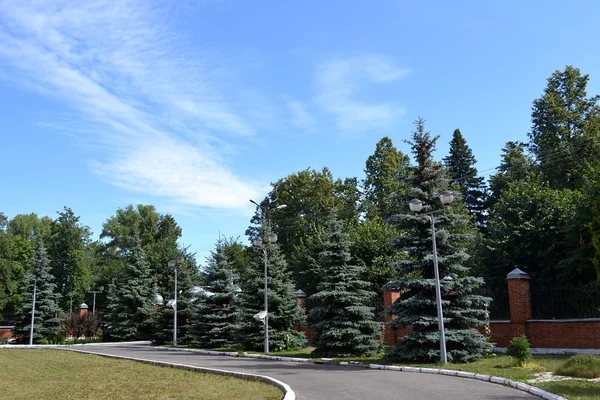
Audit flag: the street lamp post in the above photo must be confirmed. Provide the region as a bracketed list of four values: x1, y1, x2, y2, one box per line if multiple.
[168, 257, 184, 347]
[68, 292, 74, 318]
[250, 199, 287, 354]
[408, 190, 454, 364]
[29, 276, 37, 345]
[86, 286, 104, 316]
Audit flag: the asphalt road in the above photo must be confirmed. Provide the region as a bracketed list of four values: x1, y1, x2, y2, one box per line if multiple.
[68, 346, 539, 400]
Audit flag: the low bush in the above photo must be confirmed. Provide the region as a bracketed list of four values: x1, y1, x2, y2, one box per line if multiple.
[556, 354, 600, 379]
[507, 335, 531, 367]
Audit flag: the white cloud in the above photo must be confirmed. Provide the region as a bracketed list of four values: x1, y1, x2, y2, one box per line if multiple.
[287, 100, 317, 131]
[0, 0, 260, 210]
[315, 55, 410, 131]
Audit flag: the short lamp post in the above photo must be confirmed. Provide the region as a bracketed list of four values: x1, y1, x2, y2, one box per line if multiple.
[250, 199, 287, 354]
[86, 286, 104, 316]
[408, 190, 454, 364]
[168, 257, 184, 347]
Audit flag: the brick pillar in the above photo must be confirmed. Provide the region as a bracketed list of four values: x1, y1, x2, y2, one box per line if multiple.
[506, 268, 531, 338]
[79, 303, 89, 319]
[295, 289, 307, 310]
[383, 289, 401, 345]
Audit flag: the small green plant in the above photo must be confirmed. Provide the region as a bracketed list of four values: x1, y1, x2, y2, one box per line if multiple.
[39, 338, 49, 345]
[507, 335, 531, 367]
[556, 354, 600, 379]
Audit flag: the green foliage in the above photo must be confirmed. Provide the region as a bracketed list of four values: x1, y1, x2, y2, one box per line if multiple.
[102, 236, 157, 341]
[306, 215, 379, 357]
[556, 354, 600, 379]
[488, 141, 534, 205]
[235, 243, 306, 351]
[529, 66, 600, 190]
[363, 136, 411, 221]
[485, 179, 594, 288]
[12, 242, 63, 344]
[507, 335, 531, 367]
[443, 129, 487, 229]
[190, 241, 239, 348]
[386, 118, 491, 363]
[48, 207, 91, 310]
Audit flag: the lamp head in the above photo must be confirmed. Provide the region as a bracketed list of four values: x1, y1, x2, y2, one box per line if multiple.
[168, 260, 175, 268]
[275, 204, 287, 210]
[253, 237, 263, 247]
[177, 256, 184, 264]
[439, 190, 454, 206]
[268, 233, 278, 243]
[409, 199, 423, 213]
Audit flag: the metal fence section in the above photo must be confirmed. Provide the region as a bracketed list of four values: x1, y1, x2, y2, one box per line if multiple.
[531, 285, 600, 319]
[0, 311, 16, 326]
[482, 287, 511, 320]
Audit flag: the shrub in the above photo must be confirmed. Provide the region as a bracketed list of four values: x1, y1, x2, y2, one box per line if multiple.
[507, 335, 531, 367]
[556, 354, 600, 379]
[39, 338, 49, 345]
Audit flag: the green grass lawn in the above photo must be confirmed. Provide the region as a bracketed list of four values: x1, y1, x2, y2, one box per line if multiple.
[0, 349, 282, 400]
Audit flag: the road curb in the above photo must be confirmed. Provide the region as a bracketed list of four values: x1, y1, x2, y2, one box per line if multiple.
[127, 345, 565, 400]
[61, 348, 295, 400]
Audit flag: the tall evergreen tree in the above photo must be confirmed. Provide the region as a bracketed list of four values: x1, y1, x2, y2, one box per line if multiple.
[235, 243, 306, 351]
[12, 242, 62, 344]
[103, 236, 157, 341]
[488, 141, 535, 205]
[443, 129, 487, 228]
[363, 137, 411, 221]
[307, 215, 379, 357]
[386, 118, 491, 363]
[48, 207, 92, 310]
[190, 241, 239, 348]
[529, 66, 600, 190]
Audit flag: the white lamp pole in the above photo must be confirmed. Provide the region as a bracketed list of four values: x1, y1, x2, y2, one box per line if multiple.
[250, 199, 286, 354]
[86, 286, 104, 316]
[29, 277, 37, 345]
[169, 257, 184, 347]
[409, 190, 454, 364]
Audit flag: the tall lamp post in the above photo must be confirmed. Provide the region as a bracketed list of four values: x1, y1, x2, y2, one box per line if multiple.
[168, 257, 184, 347]
[408, 190, 454, 364]
[86, 286, 104, 316]
[250, 199, 287, 354]
[29, 276, 38, 345]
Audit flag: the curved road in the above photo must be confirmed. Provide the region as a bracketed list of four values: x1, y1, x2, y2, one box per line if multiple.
[70, 346, 538, 400]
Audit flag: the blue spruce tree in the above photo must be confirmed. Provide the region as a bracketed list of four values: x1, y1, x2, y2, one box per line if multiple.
[386, 118, 492, 362]
[191, 241, 239, 348]
[307, 215, 379, 357]
[12, 241, 62, 344]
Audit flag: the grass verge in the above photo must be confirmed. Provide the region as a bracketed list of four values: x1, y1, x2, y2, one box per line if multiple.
[0, 349, 282, 400]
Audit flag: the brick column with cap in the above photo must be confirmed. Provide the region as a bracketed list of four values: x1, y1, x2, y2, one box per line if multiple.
[79, 303, 89, 319]
[383, 289, 401, 345]
[506, 268, 531, 338]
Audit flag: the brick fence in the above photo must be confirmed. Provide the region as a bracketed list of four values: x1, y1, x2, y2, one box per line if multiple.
[383, 268, 600, 349]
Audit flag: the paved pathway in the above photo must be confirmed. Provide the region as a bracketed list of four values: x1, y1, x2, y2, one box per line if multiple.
[68, 345, 539, 400]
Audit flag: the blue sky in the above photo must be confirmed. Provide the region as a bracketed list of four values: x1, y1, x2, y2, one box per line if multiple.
[1, 1, 600, 264]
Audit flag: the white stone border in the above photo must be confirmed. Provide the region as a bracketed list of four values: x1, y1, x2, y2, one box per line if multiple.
[118, 345, 566, 400]
[0, 346, 294, 400]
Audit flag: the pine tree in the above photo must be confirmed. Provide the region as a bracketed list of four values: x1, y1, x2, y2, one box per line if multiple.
[12, 242, 62, 344]
[488, 141, 534, 205]
[306, 215, 379, 357]
[235, 243, 306, 351]
[443, 129, 487, 228]
[386, 118, 491, 363]
[190, 241, 239, 348]
[103, 236, 157, 341]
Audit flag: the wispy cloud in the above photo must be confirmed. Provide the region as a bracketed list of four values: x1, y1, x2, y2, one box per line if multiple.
[0, 0, 260, 210]
[287, 100, 318, 131]
[315, 55, 410, 131]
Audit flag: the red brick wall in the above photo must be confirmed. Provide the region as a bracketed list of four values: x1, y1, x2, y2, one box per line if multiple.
[0, 327, 12, 340]
[526, 320, 600, 348]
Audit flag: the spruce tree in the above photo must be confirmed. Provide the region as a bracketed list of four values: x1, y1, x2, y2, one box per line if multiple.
[307, 215, 379, 357]
[235, 243, 306, 351]
[387, 118, 491, 363]
[443, 129, 487, 229]
[12, 242, 62, 344]
[190, 241, 238, 348]
[103, 236, 157, 341]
